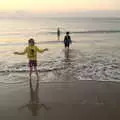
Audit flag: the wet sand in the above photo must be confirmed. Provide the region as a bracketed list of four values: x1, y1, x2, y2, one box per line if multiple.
[0, 74, 120, 120]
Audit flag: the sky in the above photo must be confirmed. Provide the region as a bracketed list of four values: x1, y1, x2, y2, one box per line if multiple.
[0, 0, 120, 17]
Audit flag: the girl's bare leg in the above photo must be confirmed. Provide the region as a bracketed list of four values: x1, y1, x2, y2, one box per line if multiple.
[29, 67, 33, 80]
[34, 66, 39, 80]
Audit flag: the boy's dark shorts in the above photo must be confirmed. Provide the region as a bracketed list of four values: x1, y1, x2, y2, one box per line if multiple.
[29, 60, 37, 67]
[64, 43, 70, 48]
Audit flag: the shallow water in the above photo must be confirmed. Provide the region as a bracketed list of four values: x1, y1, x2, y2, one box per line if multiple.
[0, 39, 120, 86]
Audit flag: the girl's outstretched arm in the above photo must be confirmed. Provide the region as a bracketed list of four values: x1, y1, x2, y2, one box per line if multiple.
[14, 47, 27, 55]
[36, 47, 48, 53]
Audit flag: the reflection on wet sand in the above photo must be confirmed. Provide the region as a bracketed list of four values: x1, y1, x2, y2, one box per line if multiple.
[18, 79, 50, 116]
[64, 47, 69, 60]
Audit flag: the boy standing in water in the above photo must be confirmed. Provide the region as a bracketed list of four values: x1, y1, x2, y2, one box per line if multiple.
[64, 32, 72, 58]
[14, 38, 48, 80]
[64, 32, 72, 49]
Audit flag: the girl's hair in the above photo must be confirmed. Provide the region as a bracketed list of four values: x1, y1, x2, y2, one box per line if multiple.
[28, 38, 35, 44]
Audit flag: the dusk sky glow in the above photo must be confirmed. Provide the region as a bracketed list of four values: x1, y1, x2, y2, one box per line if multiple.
[0, 0, 120, 17]
[0, 0, 119, 12]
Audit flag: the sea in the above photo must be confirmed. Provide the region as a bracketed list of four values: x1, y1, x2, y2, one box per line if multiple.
[0, 17, 120, 83]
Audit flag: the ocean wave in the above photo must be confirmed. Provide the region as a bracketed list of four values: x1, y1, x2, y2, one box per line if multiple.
[0, 67, 65, 73]
[0, 29, 119, 37]
[34, 30, 120, 36]
[47, 30, 120, 34]
[71, 30, 120, 34]
[0, 47, 120, 83]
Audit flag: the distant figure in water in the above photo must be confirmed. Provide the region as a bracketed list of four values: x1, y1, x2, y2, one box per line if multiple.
[18, 79, 50, 116]
[64, 32, 72, 59]
[14, 38, 48, 80]
[57, 27, 60, 40]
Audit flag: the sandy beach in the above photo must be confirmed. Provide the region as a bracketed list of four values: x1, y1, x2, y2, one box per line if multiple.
[0, 71, 120, 120]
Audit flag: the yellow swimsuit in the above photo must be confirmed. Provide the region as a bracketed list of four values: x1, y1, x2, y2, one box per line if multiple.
[23, 45, 44, 60]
